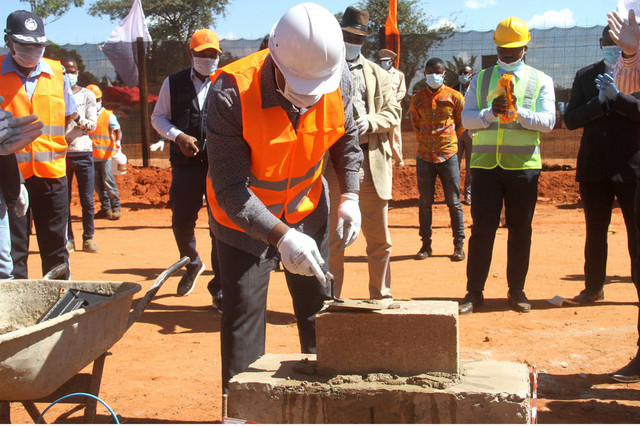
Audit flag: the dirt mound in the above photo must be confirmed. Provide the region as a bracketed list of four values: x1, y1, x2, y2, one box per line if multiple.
[109, 165, 580, 208]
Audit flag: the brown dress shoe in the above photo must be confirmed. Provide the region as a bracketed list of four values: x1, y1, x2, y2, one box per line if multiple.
[507, 289, 531, 313]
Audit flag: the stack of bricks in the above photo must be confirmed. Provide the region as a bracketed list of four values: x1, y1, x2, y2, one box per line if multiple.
[227, 300, 532, 424]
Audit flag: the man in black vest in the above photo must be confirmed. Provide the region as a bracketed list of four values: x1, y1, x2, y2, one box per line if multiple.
[151, 29, 222, 307]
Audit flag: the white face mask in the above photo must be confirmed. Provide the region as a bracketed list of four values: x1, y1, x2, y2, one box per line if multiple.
[425, 73, 444, 89]
[192, 56, 219, 76]
[11, 43, 45, 69]
[67, 72, 78, 87]
[497, 52, 525, 72]
[278, 80, 322, 108]
[96, 101, 102, 111]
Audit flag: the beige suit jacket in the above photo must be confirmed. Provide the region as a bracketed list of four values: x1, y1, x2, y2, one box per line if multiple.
[361, 58, 402, 200]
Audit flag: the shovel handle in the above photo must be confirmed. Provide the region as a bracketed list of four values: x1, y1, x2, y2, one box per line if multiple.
[126, 256, 190, 330]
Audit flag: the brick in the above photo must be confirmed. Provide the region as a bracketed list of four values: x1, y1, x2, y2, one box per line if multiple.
[228, 354, 531, 424]
[316, 300, 459, 375]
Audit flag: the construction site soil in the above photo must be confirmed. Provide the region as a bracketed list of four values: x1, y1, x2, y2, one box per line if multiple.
[6, 162, 640, 424]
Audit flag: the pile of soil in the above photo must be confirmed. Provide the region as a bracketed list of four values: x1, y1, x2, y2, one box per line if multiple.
[109, 164, 580, 208]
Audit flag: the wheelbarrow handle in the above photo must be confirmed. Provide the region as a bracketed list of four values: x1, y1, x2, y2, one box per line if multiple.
[42, 263, 69, 280]
[126, 256, 190, 330]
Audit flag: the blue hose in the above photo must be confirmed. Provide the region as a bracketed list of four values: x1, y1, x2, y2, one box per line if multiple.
[35, 392, 119, 424]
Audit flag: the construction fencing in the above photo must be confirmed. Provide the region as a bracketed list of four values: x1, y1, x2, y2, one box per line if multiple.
[0, 26, 608, 167]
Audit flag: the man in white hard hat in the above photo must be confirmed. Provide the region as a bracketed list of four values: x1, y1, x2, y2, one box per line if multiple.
[325, 6, 401, 301]
[205, 2, 362, 392]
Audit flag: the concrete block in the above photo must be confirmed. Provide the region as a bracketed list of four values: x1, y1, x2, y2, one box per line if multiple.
[228, 354, 531, 424]
[316, 300, 459, 375]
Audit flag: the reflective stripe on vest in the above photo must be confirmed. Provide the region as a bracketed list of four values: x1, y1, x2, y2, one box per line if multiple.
[0, 55, 67, 179]
[0, 55, 67, 178]
[91, 109, 117, 160]
[206, 50, 346, 233]
[471, 65, 543, 170]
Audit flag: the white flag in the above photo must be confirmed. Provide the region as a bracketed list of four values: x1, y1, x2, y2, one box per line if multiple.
[101, 0, 152, 88]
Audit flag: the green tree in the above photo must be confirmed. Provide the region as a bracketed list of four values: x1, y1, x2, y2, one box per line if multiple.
[444, 54, 477, 87]
[346, 0, 458, 114]
[88, 0, 230, 41]
[18, 0, 85, 23]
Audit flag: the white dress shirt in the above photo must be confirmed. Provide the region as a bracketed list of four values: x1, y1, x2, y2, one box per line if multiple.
[462, 63, 556, 133]
[151, 67, 211, 141]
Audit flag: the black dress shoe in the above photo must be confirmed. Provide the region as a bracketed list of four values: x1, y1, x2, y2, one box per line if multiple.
[611, 351, 640, 383]
[451, 246, 465, 262]
[415, 245, 433, 260]
[572, 288, 604, 304]
[507, 289, 531, 313]
[459, 291, 483, 315]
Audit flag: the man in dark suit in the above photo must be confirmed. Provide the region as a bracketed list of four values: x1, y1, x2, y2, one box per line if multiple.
[564, 25, 640, 306]
[453, 65, 474, 205]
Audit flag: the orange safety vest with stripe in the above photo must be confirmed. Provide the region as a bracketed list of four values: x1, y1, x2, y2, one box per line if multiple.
[206, 50, 345, 232]
[91, 109, 117, 160]
[0, 55, 67, 179]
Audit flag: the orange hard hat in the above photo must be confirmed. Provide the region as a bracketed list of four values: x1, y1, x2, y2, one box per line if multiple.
[86, 84, 102, 99]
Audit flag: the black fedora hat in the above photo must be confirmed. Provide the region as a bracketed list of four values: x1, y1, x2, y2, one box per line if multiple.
[5, 10, 48, 45]
[340, 7, 372, 36]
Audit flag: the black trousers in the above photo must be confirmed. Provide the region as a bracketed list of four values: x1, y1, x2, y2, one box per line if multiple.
[218, 221, 331, 392]
[466, 167, 540, 292]
[8, 175, 70, 279]
[580, 181, 637, 291]
[170, 163, 220, 295]
[632, 179, 640, 347]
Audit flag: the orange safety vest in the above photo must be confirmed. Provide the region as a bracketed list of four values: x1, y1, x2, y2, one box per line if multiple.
[0, 55, 67, 179]
[206, 50, 345, 232]
[91, 109, 117, 160]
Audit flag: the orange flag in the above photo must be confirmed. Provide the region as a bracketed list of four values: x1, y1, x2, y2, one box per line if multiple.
[384, 0, 400, 67]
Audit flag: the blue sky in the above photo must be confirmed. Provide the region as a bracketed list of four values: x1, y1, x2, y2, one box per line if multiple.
[3, 0, 620, 44]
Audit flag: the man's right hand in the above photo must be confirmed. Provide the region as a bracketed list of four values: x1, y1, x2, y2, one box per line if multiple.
[175, 133, 200, 157]
[276, 228, 327, 286]
[491, 95, 509, 117]
[608, 9, 640, 57]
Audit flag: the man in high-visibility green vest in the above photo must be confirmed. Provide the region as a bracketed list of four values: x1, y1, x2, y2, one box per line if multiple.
[458, 17, 556, 315]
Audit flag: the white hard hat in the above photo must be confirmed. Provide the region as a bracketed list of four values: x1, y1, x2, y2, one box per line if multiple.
[269, 2, 345, 96]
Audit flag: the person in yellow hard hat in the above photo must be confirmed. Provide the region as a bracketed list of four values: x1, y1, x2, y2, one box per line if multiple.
[457, 16, 556, 315]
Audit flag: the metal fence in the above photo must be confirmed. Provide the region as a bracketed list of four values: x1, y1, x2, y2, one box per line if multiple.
[1, 26, 607, 167]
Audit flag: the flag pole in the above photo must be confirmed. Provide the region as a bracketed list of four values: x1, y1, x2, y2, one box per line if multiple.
[137, 36, 150, 167]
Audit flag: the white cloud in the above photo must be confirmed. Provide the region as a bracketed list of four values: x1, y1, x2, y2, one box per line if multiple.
[432, 19, 458, 30]
[464, 0, 497, 9]
[221, 31, 238, 40]
[527, 9, 576, 29]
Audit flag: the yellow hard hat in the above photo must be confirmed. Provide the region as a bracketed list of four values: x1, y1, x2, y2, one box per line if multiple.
[86, 84, 102, 99]
[493, 17, 530, 48]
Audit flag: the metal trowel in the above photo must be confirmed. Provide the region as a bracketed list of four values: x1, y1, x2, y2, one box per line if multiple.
[320, 269, 393, 312]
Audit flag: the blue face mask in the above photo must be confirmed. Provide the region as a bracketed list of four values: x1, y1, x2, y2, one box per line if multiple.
[602, 45, 622, 68]
[497, 57, 524, 73]
[458, 75, 471, 85]
[344, 42, 362, 61]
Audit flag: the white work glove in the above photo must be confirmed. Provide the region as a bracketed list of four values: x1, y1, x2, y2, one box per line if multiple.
[608, 9, 640, 57]
[336, 192, 361, 249]
[276, 228, 326, 286]
[14, 184, 29, 217]
[355, 116, 369, 135]
[0, 103, 43, 156]
[150, 140, 165, 152]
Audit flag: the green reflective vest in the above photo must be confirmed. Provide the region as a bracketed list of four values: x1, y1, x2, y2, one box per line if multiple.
[471, 65, 543, 170]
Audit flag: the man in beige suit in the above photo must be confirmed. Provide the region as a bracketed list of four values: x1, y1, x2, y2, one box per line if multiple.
[326, 6, 401, 299]
[378, 49, 407, 166]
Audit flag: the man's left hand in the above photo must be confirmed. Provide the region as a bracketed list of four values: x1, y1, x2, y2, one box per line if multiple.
[355, 116, 369, 135]
[0, 102, 43, 155]
[595, 73, 619, 101]
[336, 192, 361, 249]
[175, 133, 199, 157]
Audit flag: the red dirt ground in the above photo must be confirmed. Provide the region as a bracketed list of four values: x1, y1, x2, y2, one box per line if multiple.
[6, 162, 640, 424]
